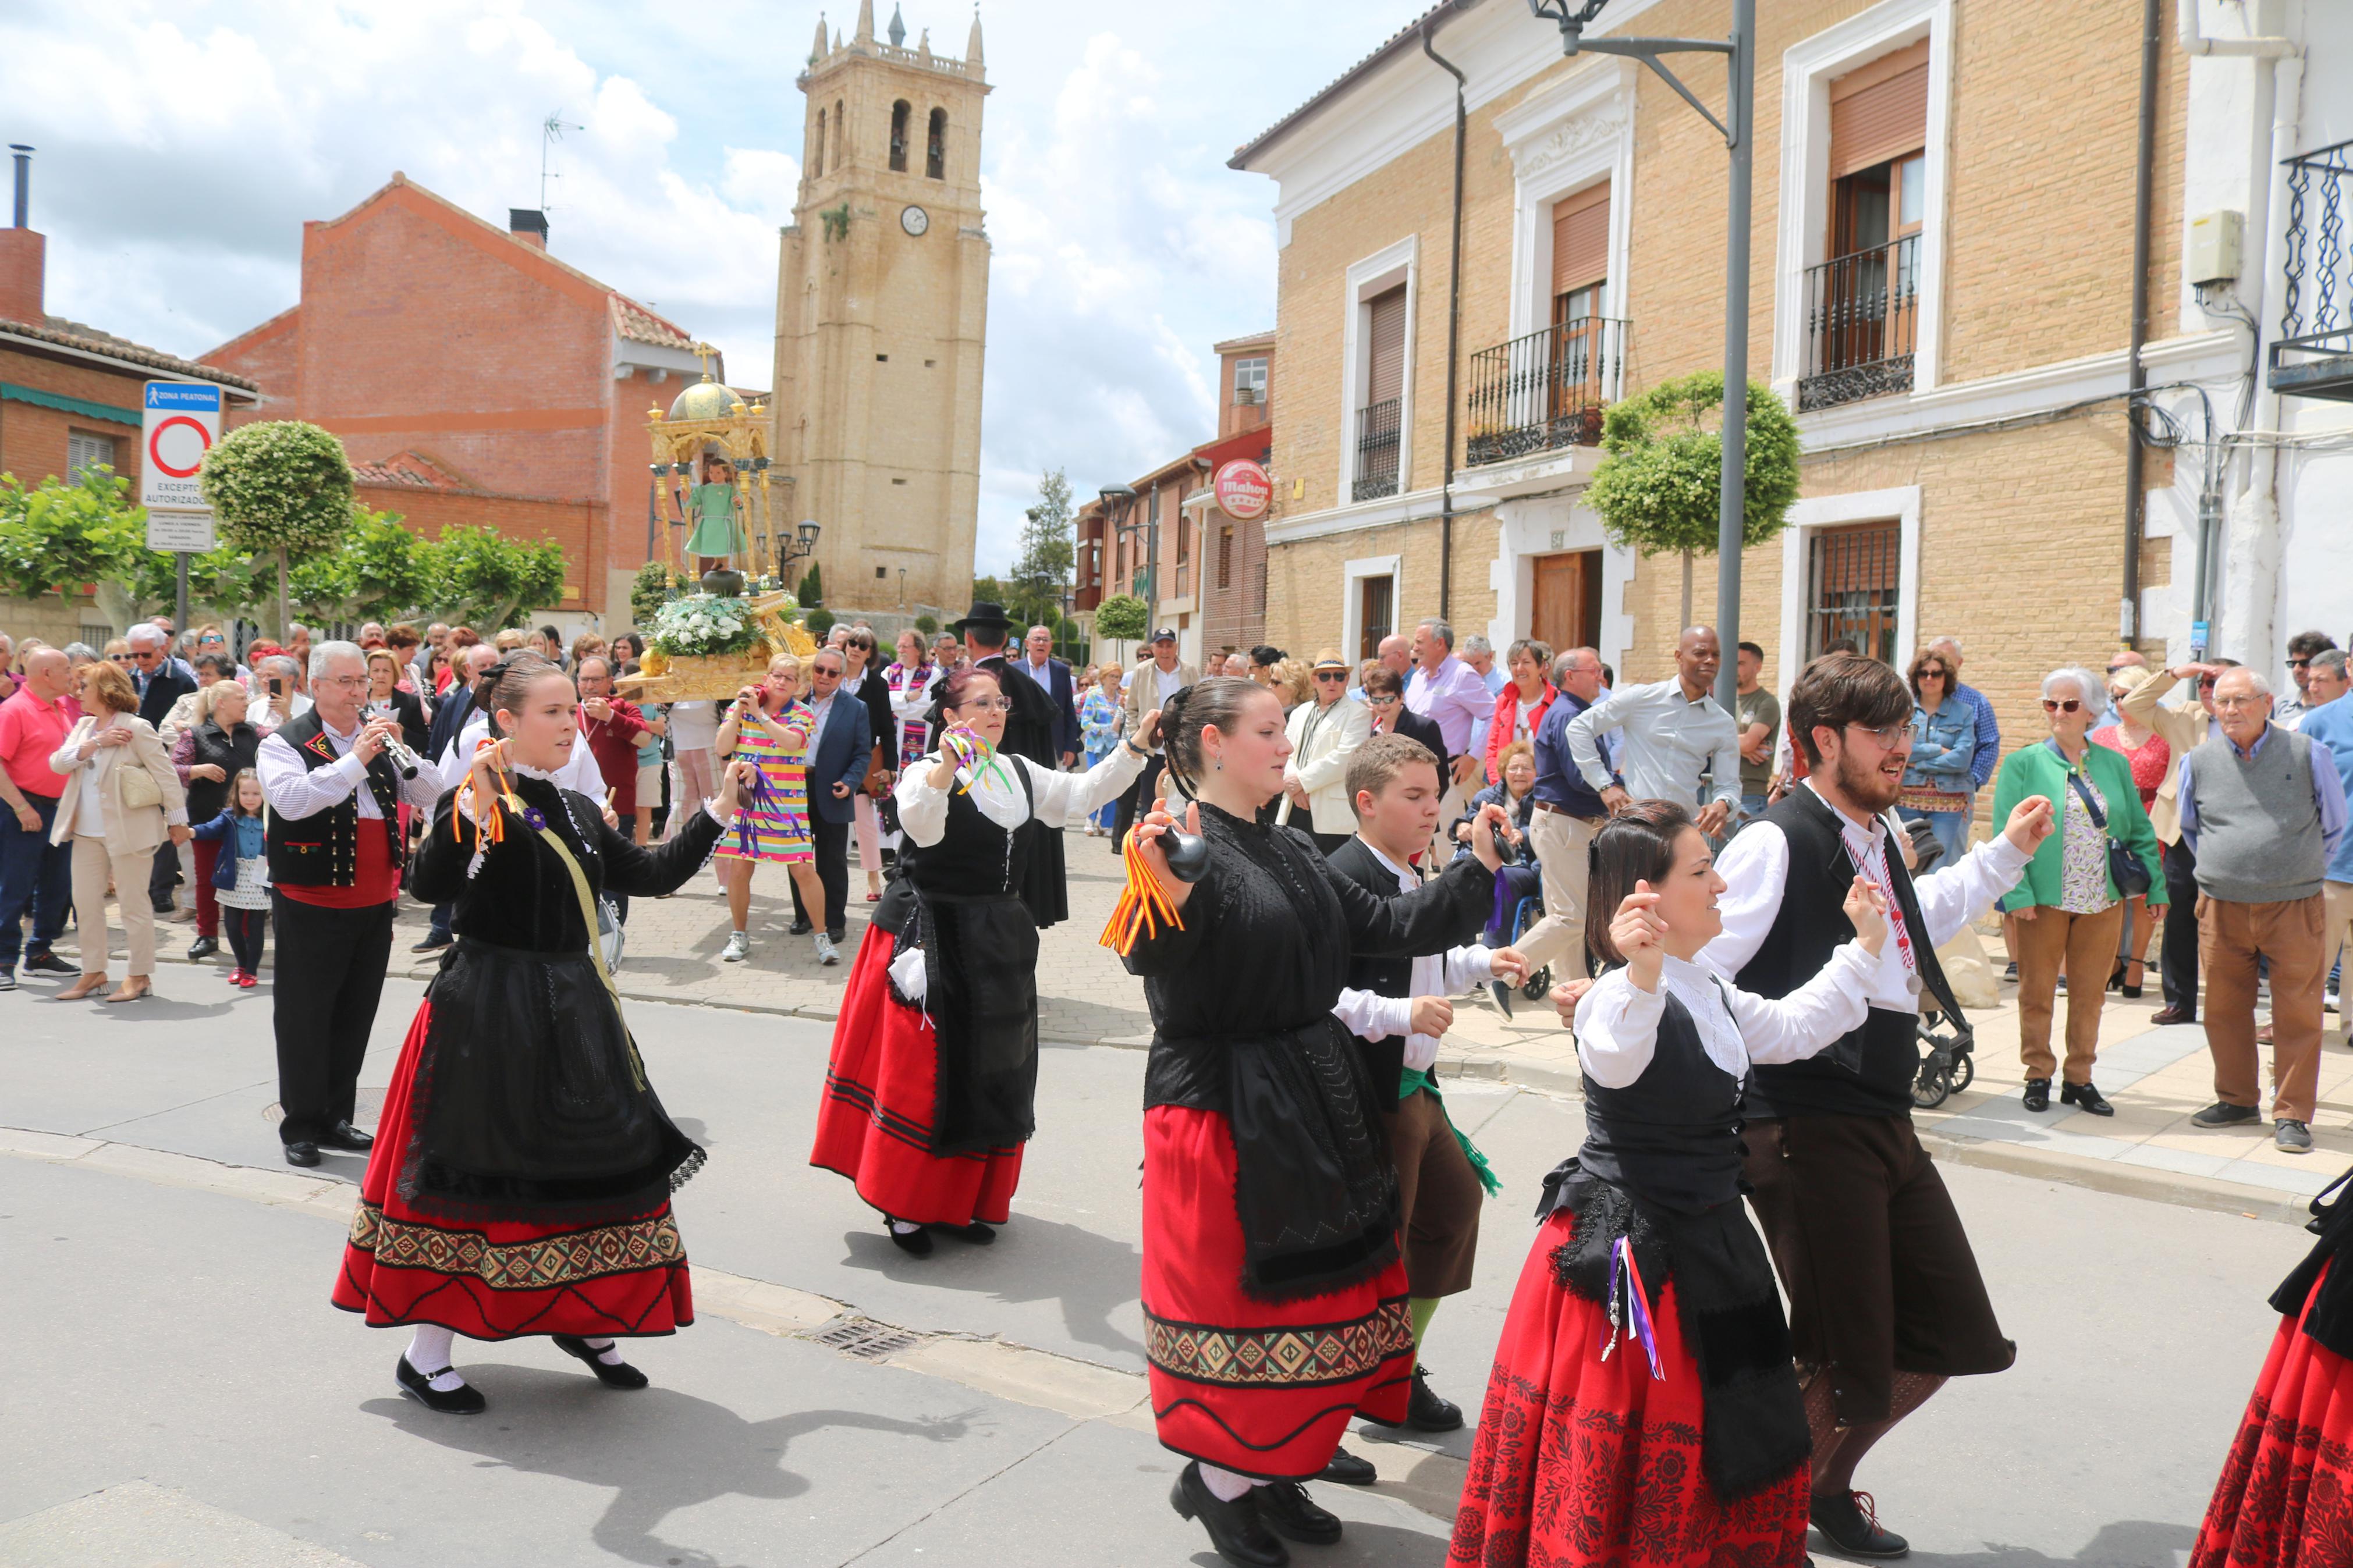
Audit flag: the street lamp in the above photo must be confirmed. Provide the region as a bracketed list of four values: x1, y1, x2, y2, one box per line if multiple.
[778, 517, 822, 588]
[1100, 483, 1144, 602]
[1527, 0, 1754, 710]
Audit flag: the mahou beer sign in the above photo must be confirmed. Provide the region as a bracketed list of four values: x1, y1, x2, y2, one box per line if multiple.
[1213, 458, 1272, 521]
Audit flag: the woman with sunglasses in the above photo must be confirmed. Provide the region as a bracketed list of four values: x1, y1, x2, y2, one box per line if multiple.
[809, 666, 1157, 1255]
[1989, 666, 2167, 1115]
[190, 625, 250, 683]
[1898, 648, 1977, 865]
[1280, 650, 1372, 855]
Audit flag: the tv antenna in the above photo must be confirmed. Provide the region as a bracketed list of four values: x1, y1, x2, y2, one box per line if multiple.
[541, 112, 583, 211]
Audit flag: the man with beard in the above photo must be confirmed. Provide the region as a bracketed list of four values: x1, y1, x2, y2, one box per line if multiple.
[1701, 653, 2053, 1561]
[954, 600, 1071, 926]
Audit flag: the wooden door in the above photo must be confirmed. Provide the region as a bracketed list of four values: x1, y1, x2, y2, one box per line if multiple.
[1531, 550, 1600, 653]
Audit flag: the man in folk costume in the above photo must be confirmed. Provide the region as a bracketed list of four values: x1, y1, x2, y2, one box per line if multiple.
[956, 601, 1071, 926]
[1701, 653, 2053, 1559]
[256, 641, 445, 1169]
[1323, 734, 1523, 1486]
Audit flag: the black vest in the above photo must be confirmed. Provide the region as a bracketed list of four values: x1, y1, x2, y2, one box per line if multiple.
[1738, 786, 1960, 1119]
[1325, 835, 1429, 1105]
[896, 756, 1037, 901]
[186, 719, 260, 824]
[264, 712, 403, 887]
[1577, 985, 1745, 1215]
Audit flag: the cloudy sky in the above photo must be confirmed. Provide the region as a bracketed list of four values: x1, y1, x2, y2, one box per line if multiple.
[0, 0, 1433, 573]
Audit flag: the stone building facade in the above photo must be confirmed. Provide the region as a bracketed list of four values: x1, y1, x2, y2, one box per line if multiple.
[771, 2, 989, 624]
[1233, 0, 2349, 784]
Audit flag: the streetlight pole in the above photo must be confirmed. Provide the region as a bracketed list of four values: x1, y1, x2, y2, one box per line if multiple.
[1530, 0, 1754, 709]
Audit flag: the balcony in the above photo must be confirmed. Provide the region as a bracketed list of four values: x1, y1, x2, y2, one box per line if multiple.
[1798, 234, 1920, 412]
[1465, 317, 1628, 467]
[2270, 138, 2353, 403]
[1352, 397, 1400, 502]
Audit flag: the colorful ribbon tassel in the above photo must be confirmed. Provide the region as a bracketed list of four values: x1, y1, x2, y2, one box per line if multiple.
[1098, 827, 1186, 957]
[1599, 1234, 1665, 1381]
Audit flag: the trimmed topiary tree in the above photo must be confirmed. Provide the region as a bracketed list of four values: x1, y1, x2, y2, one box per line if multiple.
[197, 420, 357, 638]
[1092, 592, 1148, 645]
[1582, 372, 1801, 632]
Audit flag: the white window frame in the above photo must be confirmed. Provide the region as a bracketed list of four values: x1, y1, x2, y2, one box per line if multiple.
[1231, 355, 1268, 406]
[1769, 0, 1956, 402]
[1773, 485, 1922, 692]
[1496, 59, 1637, 344]
[1343, 553, 1404, 665]
[1337, 236, 1418, 506]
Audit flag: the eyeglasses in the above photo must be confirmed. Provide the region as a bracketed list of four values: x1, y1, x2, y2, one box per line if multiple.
[954, 698, 1016, 713]
[2198, 677, 2220, 689]
[2288, 657, 2313, 669]
[1846, 721, 1908, 746]
[1365, 695, 1401, 708]
[317, 675, 368, 690]
[2041, 698, 2084, 713]
[2214, 695, 2268, 709]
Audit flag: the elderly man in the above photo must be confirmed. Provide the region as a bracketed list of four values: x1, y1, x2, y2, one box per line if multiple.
[1458, 634, 1504, 767]
[1519, 648, 1616, 980]
[253, 655, 312, 734]
[257, 641, 445, 1168]
[1115, 627, 1197, 852]
[1352, 633, 1412, 702]
[1013, 624, 1081, 767]
[0, 648, 79, 989]
[2180, 667, 2348, 1153]
[2120, 657, 2234, 1025]
[1403, 620, 1491, 798]
[1566, 625, 1742, 838]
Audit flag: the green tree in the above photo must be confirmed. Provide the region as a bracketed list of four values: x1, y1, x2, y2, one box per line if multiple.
[630, 559, 679, 625]
[340, 507, 434, 621]
[0, 468, 145, 609]
[797, 563, 824, 607]
[1092, 592, 1148, 643]
[197, 420, 357, 637]
[1008, 468, 1076, 625]
[428, 525, 568, 630]
[1582, 372, 1801, 630]
[805, 608, 836, 638]
[913, 613, 939, 636]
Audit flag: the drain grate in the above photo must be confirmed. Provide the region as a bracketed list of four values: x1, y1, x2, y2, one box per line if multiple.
[809, 1318, 922, 1361]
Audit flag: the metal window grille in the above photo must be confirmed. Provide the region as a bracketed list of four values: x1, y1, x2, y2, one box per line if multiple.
[1806, 522, 1901, 663]
[1465, 317, 1627, 465]
[66, 431, 116, 483]
[1353, 398, 1400, 502]
[1798, 234, 1920, 411]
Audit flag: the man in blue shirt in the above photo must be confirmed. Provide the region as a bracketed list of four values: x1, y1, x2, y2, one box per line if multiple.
[1520, 649, 1616, 982]
[2294, 649, 2353, 1039]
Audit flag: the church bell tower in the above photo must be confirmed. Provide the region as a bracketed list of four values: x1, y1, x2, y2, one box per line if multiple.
[772, 2, 989, 621]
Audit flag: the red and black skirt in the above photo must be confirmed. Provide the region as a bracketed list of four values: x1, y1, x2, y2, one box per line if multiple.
[332, 998, 693, 1339]
[1448, 1209, 1810, 1568]
[1142, 1105, 1414, 1481]
[808, 925, 1024, 1227]
[2192, 1263, 2353, 1567]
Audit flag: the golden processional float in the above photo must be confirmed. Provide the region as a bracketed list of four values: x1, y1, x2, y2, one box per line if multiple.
[617, 344, 823, 705]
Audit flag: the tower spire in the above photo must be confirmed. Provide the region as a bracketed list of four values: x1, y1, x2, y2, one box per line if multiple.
[966, 8, 984, 76]
[810, 12, 828, 63]
[887, 3, 905, 48]
[854, 0, 874, 46]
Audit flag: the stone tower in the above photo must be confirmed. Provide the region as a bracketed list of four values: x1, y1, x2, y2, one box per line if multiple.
[772, 3, 989, 621]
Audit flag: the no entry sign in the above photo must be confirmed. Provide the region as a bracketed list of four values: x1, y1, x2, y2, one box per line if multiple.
[141, 381, 222, 512]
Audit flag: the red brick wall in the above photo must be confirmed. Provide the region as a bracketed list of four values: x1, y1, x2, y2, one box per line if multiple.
[208, 307, 301, 428]
[357, 481, 601, 614]
[0, 344, 148, 489]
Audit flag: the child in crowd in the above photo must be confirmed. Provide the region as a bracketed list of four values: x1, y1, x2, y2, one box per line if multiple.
[193, 767, 271, 987]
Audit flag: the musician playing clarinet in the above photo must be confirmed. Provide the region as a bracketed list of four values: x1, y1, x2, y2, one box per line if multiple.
[256, 641, 445, 1170]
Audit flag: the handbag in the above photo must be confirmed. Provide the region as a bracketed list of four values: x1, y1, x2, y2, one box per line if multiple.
[113, 741, 164, 812]
[2048, 741, 2151, 898]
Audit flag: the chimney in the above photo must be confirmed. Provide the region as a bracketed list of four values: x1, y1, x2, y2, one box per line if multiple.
[0, 145, 44, 324]
[509, 208, 548, 249]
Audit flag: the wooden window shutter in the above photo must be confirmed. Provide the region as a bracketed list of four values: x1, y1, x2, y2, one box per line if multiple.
[1365, 285, 1408, 406]
[1828, 41, 1930, 179]
[1551, 182, 1611, 297]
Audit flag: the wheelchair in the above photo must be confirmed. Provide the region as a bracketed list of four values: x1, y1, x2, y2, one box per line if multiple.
[1893, 812, 1978, 1108]
[1507, 890, 1555, 1002]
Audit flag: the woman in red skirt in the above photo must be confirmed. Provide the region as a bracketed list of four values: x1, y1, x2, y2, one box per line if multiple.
[2192, 1167, 2353, 1566]
[809, 665, 1152, 1254]
[333, 653, 746, 1416]
[1120, 678, 1509, 1567]
[1449, 802, 1889, 1568]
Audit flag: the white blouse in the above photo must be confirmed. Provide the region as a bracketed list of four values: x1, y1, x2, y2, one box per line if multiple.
[894, 744, 1147, 846]
[1570, 945, 1876, 1091]
[441, 714, 604, 796]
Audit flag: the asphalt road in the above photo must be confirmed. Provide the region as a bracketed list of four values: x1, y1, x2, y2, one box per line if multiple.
[0, 968, 2315, 1567]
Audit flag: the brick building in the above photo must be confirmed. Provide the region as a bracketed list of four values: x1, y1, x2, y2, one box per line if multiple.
[1231, 0, 2351, 783]
[0, 148, 259, 648]
[204, 174, 719, 625]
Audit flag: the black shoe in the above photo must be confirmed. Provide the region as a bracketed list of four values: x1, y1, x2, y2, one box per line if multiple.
[1257, 1480, 1342, 1546]
[23, 951, 74, 975]
[284, 1141, 321, 1168]
[1811, 1489, 1908, 1558]
[411, 933, 453, 954]
[2021, 1078, 2052, 1112]
[552, 1334, 650, 1389]
[2191, 1100, 2262, 1128]
[321, 1121, 375, 1152]
[788, 919, 814, 937]
[0, 971, 14, 992]
[886, 1220, 934, 1257]
[396, 1353, 487, 1415]
[187, 936, 219, 960]
[945, 1220, 996, 1245]
[150, 898, 175, 915]
[1170, 1462, 1288, 1568]
[1316, 1446, 1376, 1485]
[2061, 1080, 2114, 1116]
[1407, 1365, 1463, 1432]
[2003, 961, 2018, 982]
[2121, 984, 2143, 999]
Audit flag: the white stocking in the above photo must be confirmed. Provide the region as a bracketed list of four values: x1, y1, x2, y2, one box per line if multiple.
[581, 1335, 626, 1366]
[406, 1325, 466, 1391]
[889, 1218, 924, 1235]
[1198, 1464, 1259, 1502]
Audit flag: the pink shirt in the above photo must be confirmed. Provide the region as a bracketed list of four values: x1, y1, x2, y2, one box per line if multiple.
[0, 687, 72, 798]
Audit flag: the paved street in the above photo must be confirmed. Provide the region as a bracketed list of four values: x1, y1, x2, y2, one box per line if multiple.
[0, 931, 2323, 1568]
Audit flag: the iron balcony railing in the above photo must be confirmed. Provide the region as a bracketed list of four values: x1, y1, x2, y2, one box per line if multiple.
[1798, 233, 1921, 411]
[2272, 137, 2353, 403]
[1465, 317, 1629, 466]
[1352, 397, 1401, 502]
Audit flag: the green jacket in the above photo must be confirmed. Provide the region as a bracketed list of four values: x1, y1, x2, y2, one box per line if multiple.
[1991, 739, 2167, 913]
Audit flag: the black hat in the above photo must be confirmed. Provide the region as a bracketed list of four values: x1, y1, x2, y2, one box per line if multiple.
[949, 600, 1015, 635]
[1149, 627, 1177, 643]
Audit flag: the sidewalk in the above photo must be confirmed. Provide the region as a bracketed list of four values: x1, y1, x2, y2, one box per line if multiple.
[105, 833, 2350, 1221]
